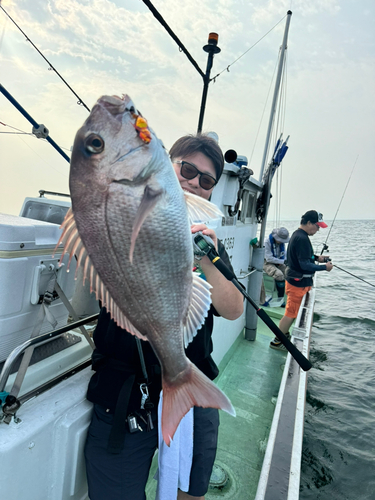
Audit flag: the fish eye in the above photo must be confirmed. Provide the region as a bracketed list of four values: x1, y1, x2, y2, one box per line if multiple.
[85, 134, 105, 154]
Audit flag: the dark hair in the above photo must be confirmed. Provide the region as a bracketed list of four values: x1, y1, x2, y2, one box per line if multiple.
[169, 134, 224, 181]
[301, 210, 318, 225]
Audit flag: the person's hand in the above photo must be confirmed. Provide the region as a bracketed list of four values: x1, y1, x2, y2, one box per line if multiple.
[190, 224, 218, 250]
[325, 261, 333, 272]
[317, 255, 329, 263]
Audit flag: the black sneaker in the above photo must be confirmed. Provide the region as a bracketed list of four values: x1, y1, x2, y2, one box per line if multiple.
[269, 333, 291, 350]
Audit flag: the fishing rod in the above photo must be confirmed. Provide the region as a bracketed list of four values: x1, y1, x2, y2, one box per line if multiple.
[142, 0, 221, 133]
[333, 265, 375, 288]
[192, 232, 312, 372]
[0, 5, 90, 112]
[320, 155, 359, 255]
[0, 83, 70, 163]
[318, 155, 375, 288]
[141, 0, 205, 79]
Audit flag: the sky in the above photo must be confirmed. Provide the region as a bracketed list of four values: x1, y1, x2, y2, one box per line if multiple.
[0, 0, 374, 220]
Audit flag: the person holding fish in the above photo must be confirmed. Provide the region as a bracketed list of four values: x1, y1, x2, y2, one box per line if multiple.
[59, 96, 243, 500]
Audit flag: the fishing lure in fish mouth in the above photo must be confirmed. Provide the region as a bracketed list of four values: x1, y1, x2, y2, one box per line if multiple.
[132, 113, 152, 144]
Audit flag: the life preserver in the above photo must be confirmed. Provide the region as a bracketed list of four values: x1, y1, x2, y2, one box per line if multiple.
[269, 234, 286, 259]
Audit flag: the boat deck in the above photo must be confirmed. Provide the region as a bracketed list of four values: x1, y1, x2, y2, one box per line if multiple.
[145, 306, 286, 499]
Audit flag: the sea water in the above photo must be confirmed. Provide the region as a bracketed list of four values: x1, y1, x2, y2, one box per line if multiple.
[263, 219, 375, 499]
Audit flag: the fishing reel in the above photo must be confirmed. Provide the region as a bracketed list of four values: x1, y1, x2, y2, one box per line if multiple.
[192, 232, 216, 260]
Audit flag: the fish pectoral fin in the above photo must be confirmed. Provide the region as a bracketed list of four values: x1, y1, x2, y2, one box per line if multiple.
[54, 208, 87, 277]
[183, 273, 212, 348]
[161, 362, 235, 446]
[129, 184, 165, 263]
[184, 192, 223, 223]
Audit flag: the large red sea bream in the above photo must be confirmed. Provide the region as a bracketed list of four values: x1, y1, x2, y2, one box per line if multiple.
[57, 94, 235, 445]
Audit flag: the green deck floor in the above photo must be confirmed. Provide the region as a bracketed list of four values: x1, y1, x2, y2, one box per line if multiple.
[145, 305, 288, 499]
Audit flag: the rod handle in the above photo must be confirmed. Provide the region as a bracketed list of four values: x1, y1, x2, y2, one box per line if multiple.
[256, 308, 312, 371]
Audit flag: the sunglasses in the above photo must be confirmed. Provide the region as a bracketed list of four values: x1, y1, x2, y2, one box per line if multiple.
[174, 160, 217, 190]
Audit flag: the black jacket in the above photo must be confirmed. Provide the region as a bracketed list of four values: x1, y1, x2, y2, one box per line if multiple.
[286, 228, 326, 287]
[86, 240, 233, 414]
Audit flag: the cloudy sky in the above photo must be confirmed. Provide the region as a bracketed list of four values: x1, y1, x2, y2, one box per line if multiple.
[0, 0, 374, 220]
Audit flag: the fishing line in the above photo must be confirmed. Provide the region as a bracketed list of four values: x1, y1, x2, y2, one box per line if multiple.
[14, 133, 69, 179]
[333, 265, 375, 288]
[0, 121, 71, 151]
[322, 154, 359, 250]
[316, 155, 373, 289]
[0, 4, 7, 51]
[0, 5, 90, 112]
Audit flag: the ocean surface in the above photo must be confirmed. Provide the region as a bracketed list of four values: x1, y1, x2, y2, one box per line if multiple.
[264, 219, 375, 500]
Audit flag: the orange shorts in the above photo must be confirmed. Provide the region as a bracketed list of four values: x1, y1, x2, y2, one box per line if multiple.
[284, 282, 312, 318]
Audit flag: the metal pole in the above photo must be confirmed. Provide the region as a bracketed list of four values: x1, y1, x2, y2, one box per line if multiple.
[246, 13, 292, 341]
[258, 168, 274, 248]
[258, 11, 292, 182]
[0, 83, 70, 163]
[197, 33, 221, 133]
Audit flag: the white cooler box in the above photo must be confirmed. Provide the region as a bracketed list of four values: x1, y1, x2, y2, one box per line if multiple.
[0, 213, 77, 362]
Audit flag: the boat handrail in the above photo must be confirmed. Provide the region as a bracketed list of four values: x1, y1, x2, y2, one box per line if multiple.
[0, 314, 99, 393]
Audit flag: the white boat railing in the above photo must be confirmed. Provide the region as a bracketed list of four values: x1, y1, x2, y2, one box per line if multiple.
[0, 314, 98, 410]
[255, 279, 316, 500]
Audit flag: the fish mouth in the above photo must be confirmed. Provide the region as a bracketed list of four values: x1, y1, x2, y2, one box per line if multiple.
[97, 94, 136, 118]
[98, 94, 130, 106]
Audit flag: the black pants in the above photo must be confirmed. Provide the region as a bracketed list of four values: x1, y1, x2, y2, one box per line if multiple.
[84, 404, 219, 499]
[85, 404, 158, 500]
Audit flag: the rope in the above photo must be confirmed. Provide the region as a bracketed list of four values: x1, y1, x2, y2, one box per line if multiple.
[266, 51, 288, 228]
[210, 14, 287, 82]
[248, 56, 279, 169]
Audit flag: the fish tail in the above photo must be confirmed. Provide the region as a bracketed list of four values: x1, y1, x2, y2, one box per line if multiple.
[161, 362, 235, 446]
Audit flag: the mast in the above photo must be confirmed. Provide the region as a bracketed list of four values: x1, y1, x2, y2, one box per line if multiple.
[258, 10, 292, 248]
[197, 33, 221, 133]
[245, 11, 292, 341]
[259, 11, 292, 182]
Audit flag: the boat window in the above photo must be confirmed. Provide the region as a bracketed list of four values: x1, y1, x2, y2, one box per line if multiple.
[239, 190, 255, 224]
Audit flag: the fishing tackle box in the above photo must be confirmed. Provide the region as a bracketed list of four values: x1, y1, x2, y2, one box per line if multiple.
[0, 212, 77, 362]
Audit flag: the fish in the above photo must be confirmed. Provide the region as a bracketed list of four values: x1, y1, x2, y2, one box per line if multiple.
[56, 94, 235, 445]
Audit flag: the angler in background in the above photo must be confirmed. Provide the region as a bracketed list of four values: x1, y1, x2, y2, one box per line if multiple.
[262, 227, 290, 305]
[84, 133, 244, 500]
[270, 210, 333, 350]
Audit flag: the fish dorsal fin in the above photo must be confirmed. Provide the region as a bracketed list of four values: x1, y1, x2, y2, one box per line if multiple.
[184, 192, 223, 223]
[55, 208, 147, 341]
[183, 273, 212, 348]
